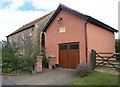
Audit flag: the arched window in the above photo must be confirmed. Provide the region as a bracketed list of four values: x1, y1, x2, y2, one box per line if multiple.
[41, 32, 45, 48]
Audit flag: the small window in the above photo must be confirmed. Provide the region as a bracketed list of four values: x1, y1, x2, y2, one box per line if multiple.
[59, 45, 68, 50]
[59, 27, 66, 33]
[70, 44, 79, 50]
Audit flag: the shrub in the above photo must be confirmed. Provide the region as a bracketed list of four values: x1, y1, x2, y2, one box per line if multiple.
[19, 56, 34, 72]
[76, 63, 92, 77]
[2, 42, 18, 73]
[115, 39, 120, 61]
[2, 39, 45, 74]
[2, 41, 35, 73]
[115, 39, 120, 53]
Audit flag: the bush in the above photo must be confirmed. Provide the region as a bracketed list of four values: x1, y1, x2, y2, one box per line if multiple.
[115, 39, 120, 61]
[115, 39, 120, 53]
[2, 39, 45, 74]
[19, 56, 34, 72]
[2, 41, 35, 73]
[76, 63, 92, 77]
[2, 42, 18, 73]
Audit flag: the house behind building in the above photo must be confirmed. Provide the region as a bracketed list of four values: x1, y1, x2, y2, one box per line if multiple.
[6, 12, 54, 54]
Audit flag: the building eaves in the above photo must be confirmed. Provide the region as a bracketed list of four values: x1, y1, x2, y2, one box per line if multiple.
[43, 4, 118, 33]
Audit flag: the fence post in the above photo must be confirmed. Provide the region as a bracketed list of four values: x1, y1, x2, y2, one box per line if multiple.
[91, 49, 96, 69]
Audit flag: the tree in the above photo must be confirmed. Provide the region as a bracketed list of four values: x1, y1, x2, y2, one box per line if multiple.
[2, 41, 19, 73]
[115, 39, 120, 53]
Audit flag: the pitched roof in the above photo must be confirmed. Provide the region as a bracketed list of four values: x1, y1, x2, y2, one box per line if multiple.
[43, 4, 118, 33]
[7, 12, 54, 37]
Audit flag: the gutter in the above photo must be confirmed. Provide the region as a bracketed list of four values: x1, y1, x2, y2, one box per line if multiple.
[84, 17, 90, 63]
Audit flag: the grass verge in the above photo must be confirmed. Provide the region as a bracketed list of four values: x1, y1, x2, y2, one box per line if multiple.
[72, 71, 118, 86]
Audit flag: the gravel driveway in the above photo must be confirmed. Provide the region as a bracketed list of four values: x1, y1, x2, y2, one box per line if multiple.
[2, 68, 77, 85]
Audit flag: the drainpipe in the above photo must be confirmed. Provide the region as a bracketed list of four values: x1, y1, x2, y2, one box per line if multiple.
[84, 17, 90, 63]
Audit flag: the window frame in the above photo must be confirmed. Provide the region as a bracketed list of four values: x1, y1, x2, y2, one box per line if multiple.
[69, 43, 79, 50]
[59, 44, 68, 50]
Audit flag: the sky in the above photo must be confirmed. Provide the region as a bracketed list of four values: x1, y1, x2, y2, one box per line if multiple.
[0, 0, 119, 41]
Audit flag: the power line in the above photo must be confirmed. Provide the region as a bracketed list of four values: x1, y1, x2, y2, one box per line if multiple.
[32, 0, 42, 14]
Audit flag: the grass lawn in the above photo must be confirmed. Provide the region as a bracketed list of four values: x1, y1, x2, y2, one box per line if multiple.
[72, 71, 118, 86]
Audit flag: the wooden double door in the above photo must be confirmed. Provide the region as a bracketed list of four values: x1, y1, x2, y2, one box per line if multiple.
[59, 42, 79, 69]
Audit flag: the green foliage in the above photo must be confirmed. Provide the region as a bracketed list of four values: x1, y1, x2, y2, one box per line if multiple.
[19, 56, 34, 72]
[2, 39, 45, 74]
[2, 42, 18, 73]
[23, 40, 45, 70]
[72, 71, 118, 85]
[0, 42, 2, 57]
[76, 63, 92, 77]
[115, 39, 120, 53]
[39, 48, 48, 68]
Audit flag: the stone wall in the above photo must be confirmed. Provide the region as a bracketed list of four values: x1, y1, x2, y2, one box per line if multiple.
[35, 56, 43, 72]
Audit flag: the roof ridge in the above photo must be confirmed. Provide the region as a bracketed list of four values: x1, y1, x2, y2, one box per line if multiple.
[43, 3, 117, 32]
[18, 11, 53, 30]
[7, 11, 54, 37]
[59, 3, 88, 17]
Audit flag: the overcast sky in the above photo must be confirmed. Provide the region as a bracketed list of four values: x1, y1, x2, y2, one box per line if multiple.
[0, 0, 119, 41]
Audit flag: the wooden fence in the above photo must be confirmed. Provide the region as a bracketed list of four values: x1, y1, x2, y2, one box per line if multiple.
[91, 49, 120, 69]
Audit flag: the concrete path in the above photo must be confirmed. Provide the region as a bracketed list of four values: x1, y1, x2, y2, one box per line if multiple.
[2, 76, 16, 85]
[2, 68, 77, 85]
